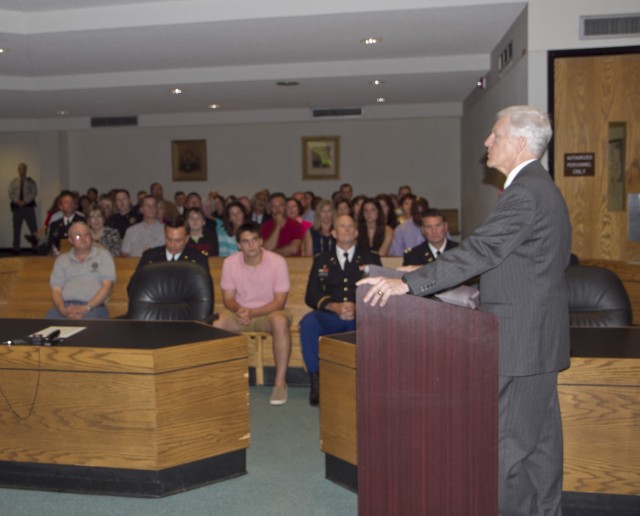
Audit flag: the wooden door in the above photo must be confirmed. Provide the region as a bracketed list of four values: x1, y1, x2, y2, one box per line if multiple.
[553, 52, 640, 261]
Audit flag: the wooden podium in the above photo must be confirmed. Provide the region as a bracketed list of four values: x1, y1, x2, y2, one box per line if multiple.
[355, 287, 499, 516]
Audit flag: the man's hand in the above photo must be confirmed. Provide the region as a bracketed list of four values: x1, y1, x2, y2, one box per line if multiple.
[236, 306, 252, 326]
[336, 302, 355, 321]
[65, 305, 87, 320]
[272, 211, 286, 229]
[356, 277, 410, 307]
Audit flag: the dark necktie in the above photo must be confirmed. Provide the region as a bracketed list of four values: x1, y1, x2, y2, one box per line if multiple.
[436, 250, 441, 258]
[343, 252, 349, 269]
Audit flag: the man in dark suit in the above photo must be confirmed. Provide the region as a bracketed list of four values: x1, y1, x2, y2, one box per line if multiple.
[402, 208, 458, 266]
[129, 217, 211, 291]
[359, 106, 571, 516]
[45, 190, 86, 254]
[300, 214, 381, 405]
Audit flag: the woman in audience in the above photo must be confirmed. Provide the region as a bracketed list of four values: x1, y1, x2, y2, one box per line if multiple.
[286, 197, 312, 235]
[389, 197, 429, 256]
[375, 193, 398, 229]
[302, 199, 335, 256]
[78, 195, 92, 217]
[351, 194, 367, 221]
[155, 199, 167, 223]
[334, 198, 352, 217]
[98, 195, 115, 220]
[396, 193, 416, 225]
[357, 198, 393, 256]
[217, 201, 248, 256]
[185, 207, 219, 257]
[212, 195, 226, 219]
[88, 205, 121, 257]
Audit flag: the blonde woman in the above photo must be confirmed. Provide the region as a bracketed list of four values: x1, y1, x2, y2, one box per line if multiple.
[302, 199, 335, 256]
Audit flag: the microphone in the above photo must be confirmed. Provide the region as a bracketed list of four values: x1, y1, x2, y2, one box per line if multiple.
[43, 329, 61, 346]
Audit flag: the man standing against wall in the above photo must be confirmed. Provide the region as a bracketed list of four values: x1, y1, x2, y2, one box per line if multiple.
[8, 163, 38, 255]
[359, 106, 571, 516]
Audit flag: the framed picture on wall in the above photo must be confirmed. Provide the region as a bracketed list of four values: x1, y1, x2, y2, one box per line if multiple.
[302, 136, 340, 180]
[172, 140, 207, 181]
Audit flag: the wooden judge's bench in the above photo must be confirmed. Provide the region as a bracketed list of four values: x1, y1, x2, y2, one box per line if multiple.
[0, 318, 249, 497]
[320, 326, 640, 508]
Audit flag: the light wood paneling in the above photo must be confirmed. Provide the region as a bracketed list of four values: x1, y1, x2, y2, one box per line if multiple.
[321, 335, 640, 496]
[554, 53, 640, 262]
[320, 361, 357, 465]
[0, 331, 249, 470]
[559, 356, 640, 495]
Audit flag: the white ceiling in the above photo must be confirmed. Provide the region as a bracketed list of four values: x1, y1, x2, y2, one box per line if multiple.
[0, 0, 527, 121]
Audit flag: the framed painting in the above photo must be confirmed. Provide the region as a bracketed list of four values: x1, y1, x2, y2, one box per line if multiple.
[172, 139, 207, 181]
[302, 136, 340, 180]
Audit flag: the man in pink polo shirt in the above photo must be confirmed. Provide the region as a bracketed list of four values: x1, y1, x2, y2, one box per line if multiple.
[214, 222, 292, 405]
[261, 192, 303, 256]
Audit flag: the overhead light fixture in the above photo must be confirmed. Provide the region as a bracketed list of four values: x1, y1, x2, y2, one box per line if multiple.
[276, 81, 299, 86]
[369, 79, 384, 86]
[476, 77, 487, 89]
[376, 97, 386, 103]
[360, 37, 381, 45]
[0, 48, 8, 54]
[209, 104, 219, 109]
[57, 110, 70, 116]
[170, 88, 182, 95]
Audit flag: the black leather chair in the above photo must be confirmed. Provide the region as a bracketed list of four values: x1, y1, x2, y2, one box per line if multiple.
[565, 265, 632, 327]
[125, 262, 214, 321]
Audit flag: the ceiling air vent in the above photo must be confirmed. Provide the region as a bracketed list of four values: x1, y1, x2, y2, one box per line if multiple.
[312, 107, 363, 118]
[91, 116, 138, 127]
[580, 14, 640, 39]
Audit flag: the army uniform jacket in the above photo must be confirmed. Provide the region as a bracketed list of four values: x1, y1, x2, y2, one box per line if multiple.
[305, 247, 381, 310]
[402, 239, 458, 266]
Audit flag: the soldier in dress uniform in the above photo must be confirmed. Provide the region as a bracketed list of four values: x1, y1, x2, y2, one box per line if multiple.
[403, 208, 458, 266]
[299, 214, 381, 405]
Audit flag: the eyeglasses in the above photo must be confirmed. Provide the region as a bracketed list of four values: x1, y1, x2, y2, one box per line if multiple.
[71, 233, 91, 240]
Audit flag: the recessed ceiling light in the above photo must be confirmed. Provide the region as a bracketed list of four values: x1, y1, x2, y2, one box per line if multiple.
[57, 110, 70, 116]
[0, 48, 8, 54]
[276, 81, 299, 86]
[170, 88, 182, 95]
[376, 97, 386, 103]
[369, 79, 384, 86]
[209, 104, 220, 109]
[360, 37, 381, 45]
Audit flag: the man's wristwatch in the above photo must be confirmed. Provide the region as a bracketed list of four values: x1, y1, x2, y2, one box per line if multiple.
[86, 303, 94, 312]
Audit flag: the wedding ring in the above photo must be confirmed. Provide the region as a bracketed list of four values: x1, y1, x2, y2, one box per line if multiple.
[377, 290, 384, 296]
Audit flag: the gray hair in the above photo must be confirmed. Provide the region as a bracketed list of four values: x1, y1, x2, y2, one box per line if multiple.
[497, 105, 552, 158]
